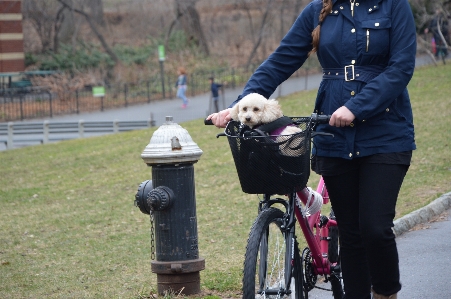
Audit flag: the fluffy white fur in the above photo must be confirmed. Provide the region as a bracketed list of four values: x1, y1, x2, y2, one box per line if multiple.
[230, 93, 282, 128]
[230, 93, 304, 155]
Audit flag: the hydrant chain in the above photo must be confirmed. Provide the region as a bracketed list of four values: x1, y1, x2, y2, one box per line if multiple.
[150, 213, 155, 260]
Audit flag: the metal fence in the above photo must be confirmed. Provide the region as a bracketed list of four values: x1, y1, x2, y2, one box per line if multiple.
[0, 63, 319, 122]
[0, 119, 154, 150]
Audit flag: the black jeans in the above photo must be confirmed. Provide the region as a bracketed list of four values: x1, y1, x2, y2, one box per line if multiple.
[322, 160, 409, 299]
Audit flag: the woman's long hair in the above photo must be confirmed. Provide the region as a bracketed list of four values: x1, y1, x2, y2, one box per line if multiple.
[309, 0, 333, 56]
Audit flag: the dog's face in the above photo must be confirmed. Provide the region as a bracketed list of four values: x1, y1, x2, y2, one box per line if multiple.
[230, 93, 283, 128]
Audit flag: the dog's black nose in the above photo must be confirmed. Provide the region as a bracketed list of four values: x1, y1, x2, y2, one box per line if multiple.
[246, 117, 251, 121]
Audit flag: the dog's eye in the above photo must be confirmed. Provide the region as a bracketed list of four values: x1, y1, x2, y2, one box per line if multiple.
[243, 107, 247, 112]
[253, 107, 259, 112]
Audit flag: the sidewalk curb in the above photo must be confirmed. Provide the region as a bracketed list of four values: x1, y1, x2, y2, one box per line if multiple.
[393, 191, 451, 237]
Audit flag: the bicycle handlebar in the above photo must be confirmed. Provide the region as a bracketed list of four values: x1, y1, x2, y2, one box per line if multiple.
[310, 113, 331, 124]
[204, 118, 214, 125]
[204, 113, 331, 126]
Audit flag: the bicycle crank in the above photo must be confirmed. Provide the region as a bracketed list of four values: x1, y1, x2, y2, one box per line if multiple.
[301, 247, 317, 292]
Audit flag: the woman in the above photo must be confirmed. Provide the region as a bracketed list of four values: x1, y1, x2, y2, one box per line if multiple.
[175, 67, 189, 108]
[207, 0, 416, 298]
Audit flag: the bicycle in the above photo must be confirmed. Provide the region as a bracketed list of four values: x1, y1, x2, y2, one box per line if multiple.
[205, 113, 344, 299]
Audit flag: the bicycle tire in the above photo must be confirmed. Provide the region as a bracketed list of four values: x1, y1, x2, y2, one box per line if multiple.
[327, 210, 344, 299]
[242, 207, 304, 299]
[328, 209, 339, 264]
[328, 226, 339, 263]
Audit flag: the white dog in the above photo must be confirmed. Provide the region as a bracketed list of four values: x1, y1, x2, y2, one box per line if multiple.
[230, 93, 304, 156]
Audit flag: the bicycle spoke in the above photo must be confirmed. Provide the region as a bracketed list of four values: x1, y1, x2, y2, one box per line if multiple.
[243, 208, 300, 299]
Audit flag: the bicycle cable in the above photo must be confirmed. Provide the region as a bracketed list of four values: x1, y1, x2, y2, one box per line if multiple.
[300, 187, 323, 216]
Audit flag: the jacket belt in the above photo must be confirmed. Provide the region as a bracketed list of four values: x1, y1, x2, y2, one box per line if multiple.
[322, 65, 385, 83]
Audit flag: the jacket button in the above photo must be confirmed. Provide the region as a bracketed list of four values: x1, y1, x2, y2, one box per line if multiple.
[351, 91, 355, 96]
[349, 122, 354, 127]
[351, 60, 355, 64]
[362, 119, 366, 122]
[351, 28, 356, 33]
[386, 108, 390, 112]
[340, 6, 343, 9]
[356, 152, 360, 155]
[349, 153, 353, 158]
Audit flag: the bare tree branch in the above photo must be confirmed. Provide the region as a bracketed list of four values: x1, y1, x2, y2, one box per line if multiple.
[57, 0, 119, 64]
[53, 5, 67, 53]
[165, 11, 183, 50]
[245, 0, 276, 69]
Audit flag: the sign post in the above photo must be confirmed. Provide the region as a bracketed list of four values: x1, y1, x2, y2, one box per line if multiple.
[158, 45, 166, 98]
[92, 86, 106, 111]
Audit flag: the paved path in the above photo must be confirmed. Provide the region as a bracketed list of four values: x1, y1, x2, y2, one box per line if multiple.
[308, 197, 451, 299]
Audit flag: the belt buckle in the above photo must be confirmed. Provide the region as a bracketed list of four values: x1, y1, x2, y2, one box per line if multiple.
[344, 65, 355, 81]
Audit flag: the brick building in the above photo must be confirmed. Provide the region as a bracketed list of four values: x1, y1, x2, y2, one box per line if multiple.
[0, 0, 25, 78]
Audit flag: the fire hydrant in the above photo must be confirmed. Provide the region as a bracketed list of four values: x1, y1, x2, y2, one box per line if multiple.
[134, 116, 204, 295]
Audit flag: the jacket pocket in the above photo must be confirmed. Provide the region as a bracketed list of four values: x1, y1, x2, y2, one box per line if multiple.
[361, 17, 391, 56]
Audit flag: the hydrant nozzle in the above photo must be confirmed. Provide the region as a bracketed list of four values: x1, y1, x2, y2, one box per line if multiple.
[147, 186, 174, 211]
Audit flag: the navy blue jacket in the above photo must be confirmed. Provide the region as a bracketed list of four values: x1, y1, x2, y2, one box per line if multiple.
[232, 0, 416, 159]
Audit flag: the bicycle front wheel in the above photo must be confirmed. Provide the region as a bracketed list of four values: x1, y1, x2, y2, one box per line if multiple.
[242, 207, 303, 299]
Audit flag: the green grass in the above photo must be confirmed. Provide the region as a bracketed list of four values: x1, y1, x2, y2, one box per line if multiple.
[1, 64, 450, 298]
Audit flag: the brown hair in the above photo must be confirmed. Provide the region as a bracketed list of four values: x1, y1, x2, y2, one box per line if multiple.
[309, 0, 333, 56]
[178, 67, 187, 75]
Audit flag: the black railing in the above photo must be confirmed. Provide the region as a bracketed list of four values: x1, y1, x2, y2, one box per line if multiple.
[0, 63, 320, 122]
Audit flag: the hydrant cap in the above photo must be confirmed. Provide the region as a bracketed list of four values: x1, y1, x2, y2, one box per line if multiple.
[141, 117, 203, 165]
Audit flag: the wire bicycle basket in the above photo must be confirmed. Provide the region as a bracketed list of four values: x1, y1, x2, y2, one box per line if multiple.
[225, 117, 311, 195]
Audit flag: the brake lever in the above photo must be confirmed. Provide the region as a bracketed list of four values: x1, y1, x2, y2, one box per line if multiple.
[311, 132, 334, 138]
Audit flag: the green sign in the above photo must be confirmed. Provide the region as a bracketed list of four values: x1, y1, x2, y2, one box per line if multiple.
[158, 45, 165, 61]
[92, 86, 105, 97]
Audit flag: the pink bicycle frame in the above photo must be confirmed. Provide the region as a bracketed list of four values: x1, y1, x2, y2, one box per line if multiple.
[294, 176, 338, 275]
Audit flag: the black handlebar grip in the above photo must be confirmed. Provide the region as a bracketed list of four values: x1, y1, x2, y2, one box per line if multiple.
[204, 118, 214, 125]
[311, 113, 331, 124]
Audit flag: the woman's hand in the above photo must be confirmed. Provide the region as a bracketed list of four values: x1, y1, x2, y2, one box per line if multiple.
[206, 108, 232, 128]
[329, 106, 355, 127]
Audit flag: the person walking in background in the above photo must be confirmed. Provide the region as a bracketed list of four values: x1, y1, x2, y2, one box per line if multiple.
[207, 0, 417, 298]
[425, 8, 450, 58]
[208, 77, 224, 113]
[175, 67, 189, 108]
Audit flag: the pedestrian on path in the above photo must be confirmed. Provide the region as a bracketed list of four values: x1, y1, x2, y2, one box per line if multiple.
[175, 67, 189, 108]
[424, 8, 450, 58]
[208, 77, 224, 113]
[207, 0, 417, 298]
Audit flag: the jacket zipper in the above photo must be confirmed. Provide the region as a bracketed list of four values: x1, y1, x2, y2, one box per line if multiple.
[366, 29, 369, 52]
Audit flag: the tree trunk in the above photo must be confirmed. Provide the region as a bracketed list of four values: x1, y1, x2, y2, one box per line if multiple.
[22, 0, 58, 52]
[88, 0, 105, 26]
[174, 0, 210, 56]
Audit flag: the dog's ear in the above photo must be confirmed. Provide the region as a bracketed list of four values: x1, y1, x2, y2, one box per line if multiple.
[229, 103, 240, 121]
[261, 99, 283, 123]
